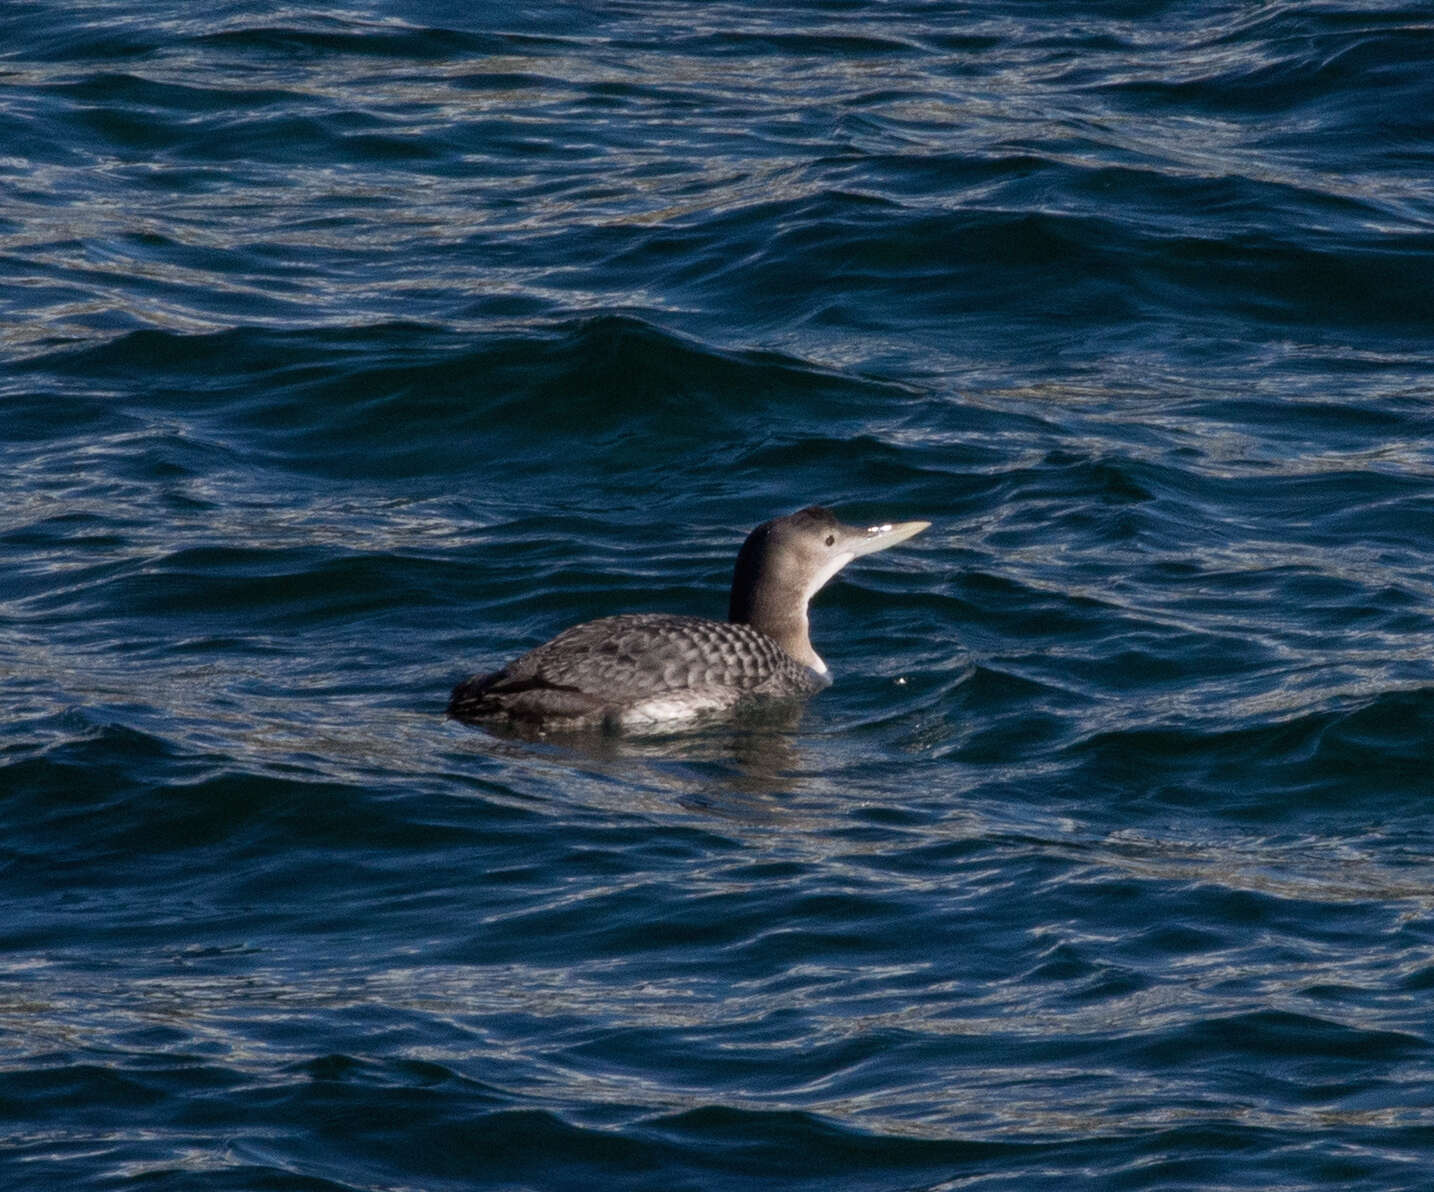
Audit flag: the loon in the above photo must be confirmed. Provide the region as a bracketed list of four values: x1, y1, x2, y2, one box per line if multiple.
[448, 506, 929, 732]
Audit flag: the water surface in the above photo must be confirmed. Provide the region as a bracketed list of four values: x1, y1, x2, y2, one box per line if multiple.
[3, 2, 1434, 1188]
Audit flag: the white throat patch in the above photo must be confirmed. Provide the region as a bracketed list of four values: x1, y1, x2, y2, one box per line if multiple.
[803, 551, 854, 604]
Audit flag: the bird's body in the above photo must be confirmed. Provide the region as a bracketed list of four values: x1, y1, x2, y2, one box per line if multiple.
[448, 613, 826, 731]
[448, 506, 927, 733]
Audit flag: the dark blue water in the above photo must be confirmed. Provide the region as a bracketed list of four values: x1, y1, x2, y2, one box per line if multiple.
[4, 3, 1434, 1188]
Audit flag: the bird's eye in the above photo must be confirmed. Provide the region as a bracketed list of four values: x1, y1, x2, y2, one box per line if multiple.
[825, 535, 835, 546]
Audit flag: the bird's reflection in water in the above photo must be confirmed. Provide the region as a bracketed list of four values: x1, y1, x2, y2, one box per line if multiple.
[462, 700, 813, 823]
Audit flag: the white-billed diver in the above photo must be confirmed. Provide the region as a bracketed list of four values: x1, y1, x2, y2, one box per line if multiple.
[448, 506, 929, 732]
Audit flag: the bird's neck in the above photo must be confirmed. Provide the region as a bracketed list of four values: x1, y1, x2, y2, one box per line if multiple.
[730, 586, 826, 673]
